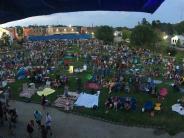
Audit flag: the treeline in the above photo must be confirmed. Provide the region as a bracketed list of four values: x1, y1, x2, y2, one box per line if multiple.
[150, 19, 184, 35]
[95, 18, 184, 46]
[116, 18, 184, 35]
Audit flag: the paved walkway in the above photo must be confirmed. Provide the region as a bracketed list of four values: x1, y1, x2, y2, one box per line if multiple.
[0, 101, 184, 138]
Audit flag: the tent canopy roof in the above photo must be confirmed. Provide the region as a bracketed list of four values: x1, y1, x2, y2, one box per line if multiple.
[0, 0, 164, 24]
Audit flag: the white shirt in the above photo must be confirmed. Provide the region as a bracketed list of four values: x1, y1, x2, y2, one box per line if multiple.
[46, 114, 52, 127]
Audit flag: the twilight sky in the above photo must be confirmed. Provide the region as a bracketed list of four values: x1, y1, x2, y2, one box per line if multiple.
[0, 0, 184, 28]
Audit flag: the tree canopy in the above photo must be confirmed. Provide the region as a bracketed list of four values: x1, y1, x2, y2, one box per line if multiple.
[122, 29, 132, 41]
[16, 26, 23, 37]
[130, 24, 159, 47]
[95, 26, 114, 44]
[0, 32, 11, 47]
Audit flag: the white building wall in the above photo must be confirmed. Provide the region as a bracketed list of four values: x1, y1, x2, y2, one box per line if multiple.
[171, 35, 184, 46]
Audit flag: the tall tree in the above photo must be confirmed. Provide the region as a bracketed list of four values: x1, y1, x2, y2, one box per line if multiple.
[16, 26, 23, 37]
[130, 24, 158, 47]
[122, 29, 132, 41]
[95, 26, 114, 44]
[175, 21, 184, 35]
[0, 32, 11, 46]
[141, 18, 150, 26]
[176, 39, 181, 47]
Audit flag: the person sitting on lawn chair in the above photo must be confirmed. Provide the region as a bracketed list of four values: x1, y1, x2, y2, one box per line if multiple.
[105, 97, 113, 112]
[124, 97, 131, 111]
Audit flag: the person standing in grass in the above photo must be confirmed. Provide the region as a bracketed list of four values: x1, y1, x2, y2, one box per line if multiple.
[41, 95, 46, 110]
[76, 77, 81, 93]
[64, 85, 69, 97]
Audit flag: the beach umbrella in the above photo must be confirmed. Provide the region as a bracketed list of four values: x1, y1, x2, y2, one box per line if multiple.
[86, 74, 92, 80]
[64, 56, 73, 59]
[144, 101, 153, 111]
[84, 82, 101, 90]
[159, 88, 168, 97]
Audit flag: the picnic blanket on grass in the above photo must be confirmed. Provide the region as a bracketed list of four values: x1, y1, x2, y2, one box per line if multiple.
[54, 92, 79, 109]
[20, 89, 36, 98]
[172, 104, 184, 115]
[19, 83, 36, 98]
[74, 92, 100, 108]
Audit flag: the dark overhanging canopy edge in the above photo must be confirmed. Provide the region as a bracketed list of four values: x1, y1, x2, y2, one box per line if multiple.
[0, 0, 165, 24]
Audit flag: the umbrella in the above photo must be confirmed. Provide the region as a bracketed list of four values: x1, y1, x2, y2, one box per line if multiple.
[144, 101, 153, 111]
[64, 56, 74, 59]
[64, 60, 72, 65]
[86, 74, 92, 80]
[84, 83, 101, 90]
[159, 88, 168, 97]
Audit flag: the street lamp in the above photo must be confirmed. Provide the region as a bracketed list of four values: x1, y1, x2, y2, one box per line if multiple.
[114, 32, 117, 36]
[163, 35, 168, 40]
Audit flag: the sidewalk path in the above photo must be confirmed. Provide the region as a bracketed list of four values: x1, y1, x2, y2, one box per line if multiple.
[0, 101, 184, 138]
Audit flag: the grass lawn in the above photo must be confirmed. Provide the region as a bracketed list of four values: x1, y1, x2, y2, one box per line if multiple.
[7, 45, 184, 135]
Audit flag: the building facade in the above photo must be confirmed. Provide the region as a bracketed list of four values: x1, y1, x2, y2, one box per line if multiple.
[171, 35, 184, 46]
[114, 31, 122, 43]
[47, 26, 78, 35]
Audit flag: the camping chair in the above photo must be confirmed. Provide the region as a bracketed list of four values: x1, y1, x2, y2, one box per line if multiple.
[22, 83, 28, 90]
[46, 81, 51, 88]
[154, 103, 161, 111]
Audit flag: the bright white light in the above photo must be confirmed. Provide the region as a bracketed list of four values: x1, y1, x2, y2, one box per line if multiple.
[69, 24, 72, 28]
[85, 31, 88, 34]
[163, 35, 168, 40]
[114, 32, 117, 36]
[91, 32, 94, 35]
[71, 28, 74, 31]
[64, 28, 66, 32]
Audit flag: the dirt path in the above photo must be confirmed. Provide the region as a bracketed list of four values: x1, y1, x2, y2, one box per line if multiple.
[0, 101, 183, 138]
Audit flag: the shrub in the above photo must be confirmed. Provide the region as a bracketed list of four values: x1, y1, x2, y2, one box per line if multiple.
[166, 47, 177, 56]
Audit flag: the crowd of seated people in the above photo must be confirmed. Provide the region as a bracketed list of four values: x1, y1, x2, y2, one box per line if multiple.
[105, 96, 136, 112]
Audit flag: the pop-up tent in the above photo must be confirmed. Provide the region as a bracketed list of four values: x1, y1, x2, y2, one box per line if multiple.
[0, 0, 164, 23]
[17, 67, 29, 80]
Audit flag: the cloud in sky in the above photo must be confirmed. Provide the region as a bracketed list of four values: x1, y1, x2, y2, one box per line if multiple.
[0, 0, 184, 28]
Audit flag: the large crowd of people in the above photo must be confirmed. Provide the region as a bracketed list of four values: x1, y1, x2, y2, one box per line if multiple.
[0, 38, 184, 137]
